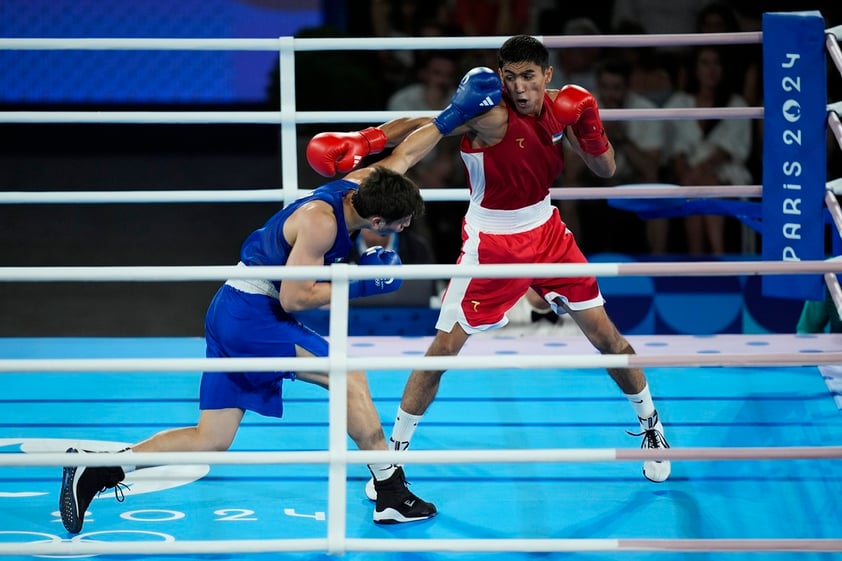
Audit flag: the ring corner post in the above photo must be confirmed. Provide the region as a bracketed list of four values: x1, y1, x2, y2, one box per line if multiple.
[761, 10, 827, 301]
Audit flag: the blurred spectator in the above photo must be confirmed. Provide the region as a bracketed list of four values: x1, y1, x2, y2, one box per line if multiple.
[610, 0, 708, 36]
[448, 0, 530, 36]
[446, 0, 530, 70]
[370, 0, 449, 94]
[663, 45, 752, 255]
[546, 17, 602, 92]
[563, 58, 666, 254]
[611, 19, 678, 107]
[597, 58, 668, 253]
[386, 51, 457, 112]
[695, 1, 760, 106]
[526, 0, 615, 37]
[385, 49, 464, 266]
[538, 15, 603, 249]
[694, 1, 762, 214]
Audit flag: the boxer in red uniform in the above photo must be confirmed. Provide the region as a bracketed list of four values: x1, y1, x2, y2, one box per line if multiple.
[308, 36, 670, 499]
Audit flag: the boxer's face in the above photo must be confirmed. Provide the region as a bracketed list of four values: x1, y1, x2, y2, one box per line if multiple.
[500, 61, 551, 117]
[370, 215, 412, 235]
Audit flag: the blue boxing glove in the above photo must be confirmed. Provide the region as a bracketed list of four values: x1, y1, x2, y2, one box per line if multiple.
[433, 67, 502, 135]
[348, 246, 403, 299]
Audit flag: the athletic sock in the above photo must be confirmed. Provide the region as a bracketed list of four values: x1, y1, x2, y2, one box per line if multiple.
[118, 447, 136, 473]
[368, 463, 397, 482]
[389, 407, 423, 450]
[625, 384, 656, 420]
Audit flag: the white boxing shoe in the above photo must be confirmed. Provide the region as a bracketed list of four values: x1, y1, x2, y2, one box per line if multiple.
[630, 410, 671, 483]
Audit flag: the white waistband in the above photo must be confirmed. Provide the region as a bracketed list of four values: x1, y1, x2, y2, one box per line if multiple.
[224, 262, 279, 299]
[465, 194, 553, 234]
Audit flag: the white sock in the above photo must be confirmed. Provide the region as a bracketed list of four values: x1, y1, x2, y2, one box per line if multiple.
[368, 463, 397, 482]
[119, 447, 136, 473]
[625, 384, 656, 421]
[390, 407, 423, 450]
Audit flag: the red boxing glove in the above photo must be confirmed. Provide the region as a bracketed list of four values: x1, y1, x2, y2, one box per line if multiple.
[552, 85, 609, 156]
[306, 127, 388, 177]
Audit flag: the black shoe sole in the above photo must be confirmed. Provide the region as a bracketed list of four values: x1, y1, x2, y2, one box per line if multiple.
[60, 449, 83, 533]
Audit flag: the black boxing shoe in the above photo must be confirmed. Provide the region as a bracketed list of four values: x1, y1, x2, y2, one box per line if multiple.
[60, 448, 126, 533]
[372, 466, 436, 524]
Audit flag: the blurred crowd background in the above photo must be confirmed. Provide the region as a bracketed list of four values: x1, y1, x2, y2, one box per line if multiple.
[1, 0, 840, 335]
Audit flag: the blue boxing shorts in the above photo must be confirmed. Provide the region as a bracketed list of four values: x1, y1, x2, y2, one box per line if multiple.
[199, 283, 328, 418]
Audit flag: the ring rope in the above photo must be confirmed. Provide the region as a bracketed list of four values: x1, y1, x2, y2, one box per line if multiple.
[825, 191, 842, 240]
[0, 32, 761, 52]
[0, 537, 839, 557]
[0, 185, 763, 205]
[830, 176, 842, 196]
[828, 106, 842, 153]
[827, 26, 842, 77]
[1, 260, 842, 282]
[3, 350, 842, 374]
[0, 106, 763, 124]
[3, 446, 841, 469]
[826, 269, 842, 314]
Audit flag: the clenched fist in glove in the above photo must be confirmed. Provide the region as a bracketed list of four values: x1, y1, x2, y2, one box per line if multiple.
[552, 85, 609, 156]
[433, 67, 502, 135]
[348, 245, 402, 299]
[306, 127, 388, 177]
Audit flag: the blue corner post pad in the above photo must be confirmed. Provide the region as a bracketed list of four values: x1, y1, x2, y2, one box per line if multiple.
[761, 11, 827, 300]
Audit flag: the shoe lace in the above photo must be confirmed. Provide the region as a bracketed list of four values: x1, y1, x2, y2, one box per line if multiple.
[99, 472, 128, 503]
[627, 427, 670, 450]
[110, 482, 128, 503]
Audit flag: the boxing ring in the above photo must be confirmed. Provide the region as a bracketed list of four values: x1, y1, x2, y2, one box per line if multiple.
[2, 13, 842, 559]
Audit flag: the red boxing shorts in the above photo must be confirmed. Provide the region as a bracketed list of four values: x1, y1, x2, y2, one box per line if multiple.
[437, 207, 603, 333]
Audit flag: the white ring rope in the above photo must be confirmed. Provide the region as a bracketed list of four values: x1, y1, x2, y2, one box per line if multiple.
[1, 537, 840, 557]
[0, 32, 761, 52]
[0, 184, 764, 204]
[0, 106, 763, 124]
[828, 105, 842, 154]
[3, 446, 841, 469]
[3, 350, 842, 374]
[830, 176, 842, 197]
[1, 260, 841, 282]
[827, 26, 842, 78]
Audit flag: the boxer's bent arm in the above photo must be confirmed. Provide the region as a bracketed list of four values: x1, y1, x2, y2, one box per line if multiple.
[379, 117, 434, 147]
[566, 129, 616, 178]
[377, 123, 444, 175]
[346, 122, 443, 181]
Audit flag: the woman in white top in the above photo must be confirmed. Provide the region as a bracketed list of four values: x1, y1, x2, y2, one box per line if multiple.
[664, 46, 752, 255]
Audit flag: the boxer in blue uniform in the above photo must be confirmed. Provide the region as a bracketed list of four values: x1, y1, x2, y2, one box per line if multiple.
[59, 119, 454, 532]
